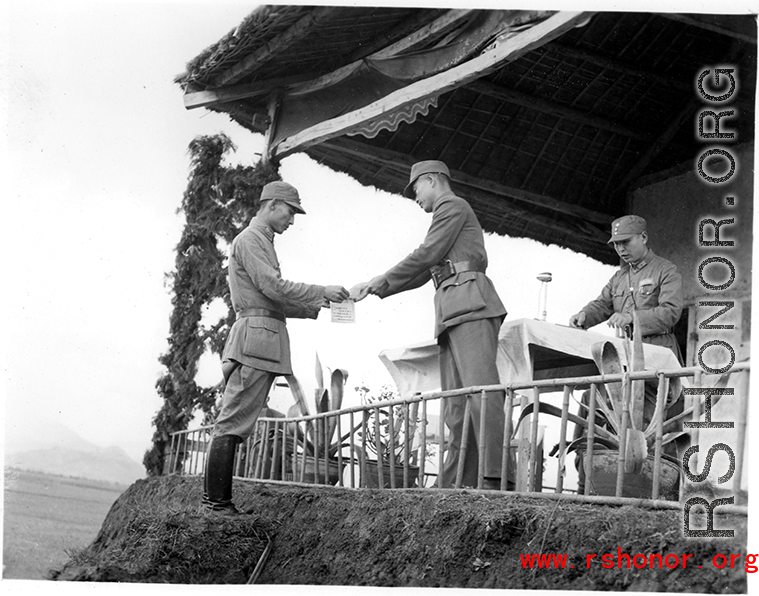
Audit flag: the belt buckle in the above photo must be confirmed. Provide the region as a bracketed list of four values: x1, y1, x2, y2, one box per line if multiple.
[431, 259, 454, 289]
[431, 267, 442, 290]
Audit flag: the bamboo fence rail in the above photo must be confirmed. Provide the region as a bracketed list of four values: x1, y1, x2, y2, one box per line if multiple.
[165, 363, 749, 512]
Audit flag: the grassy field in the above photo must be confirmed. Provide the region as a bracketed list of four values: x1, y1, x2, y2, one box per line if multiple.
[3, 467, 127, 580]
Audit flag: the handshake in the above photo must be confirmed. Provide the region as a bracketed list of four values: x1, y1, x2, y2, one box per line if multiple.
[323, 276, 387, 307]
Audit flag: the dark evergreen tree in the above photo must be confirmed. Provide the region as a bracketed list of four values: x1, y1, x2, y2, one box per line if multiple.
[143, 134, 279, 476]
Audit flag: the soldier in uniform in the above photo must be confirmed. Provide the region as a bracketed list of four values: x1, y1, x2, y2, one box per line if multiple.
[569, 214, 684, 365]
[204, 181, 349, 514]
[353, 160, 510, 489]
[569, 215, 685, 490]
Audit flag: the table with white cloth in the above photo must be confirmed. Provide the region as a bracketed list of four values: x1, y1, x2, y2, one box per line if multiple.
[378, 318, 684, 490]
[380, 317, 682, 394]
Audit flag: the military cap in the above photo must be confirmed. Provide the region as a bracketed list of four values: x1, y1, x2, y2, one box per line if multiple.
[260, 181, 306, 214]
[608, 214, 647, 243]
[403, 160, 451, 198]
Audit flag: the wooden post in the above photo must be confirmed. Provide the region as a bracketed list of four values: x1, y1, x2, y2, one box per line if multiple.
[651, 374, 668, 500]
[349, 411, 356, 488]
[584, 384, 598, 496]
[456, 397, 472, 488]
[269, 420, 284, 480]
[420, 399, 428, 488]
[336, 414, 343, 487]
[403, 402, 411, 488]
[501, 388, 515, 491]
[388, 405, 396, 488]
[615, 374, 631, 497]
[529, 386, 541, 492]
[477, 389, 488, 489]
[516, 392, 531, 492]
[361, 413, 368, 488]
[261, 91, 282, 164]
[556, 385, 571, 493]
[732, 369, 749, 501]
[374, 407, 384, 488]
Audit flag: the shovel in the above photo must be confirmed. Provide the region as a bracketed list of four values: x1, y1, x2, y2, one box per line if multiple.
[625, 311, 647, 474]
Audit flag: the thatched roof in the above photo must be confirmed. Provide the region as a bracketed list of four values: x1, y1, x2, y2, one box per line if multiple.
[177, 7, 756, 264]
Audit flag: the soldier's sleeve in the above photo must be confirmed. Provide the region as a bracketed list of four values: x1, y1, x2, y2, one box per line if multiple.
[379, 198, 467, 298]
[635, 262, 683, 336]
[580, 275, 616, 328]
[237, 234, 325, 319]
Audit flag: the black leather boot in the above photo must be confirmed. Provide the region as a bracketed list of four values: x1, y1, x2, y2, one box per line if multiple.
[203, 434, 242, 514]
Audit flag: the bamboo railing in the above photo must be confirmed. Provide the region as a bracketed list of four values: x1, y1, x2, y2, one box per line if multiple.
[165, 362, 749, 508]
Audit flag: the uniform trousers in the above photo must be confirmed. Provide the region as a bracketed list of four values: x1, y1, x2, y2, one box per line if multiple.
[438, 316, 507, 488]
[212, 362, 277, 440]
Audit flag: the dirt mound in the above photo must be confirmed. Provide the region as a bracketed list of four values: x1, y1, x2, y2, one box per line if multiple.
[52, 475, 748, 591]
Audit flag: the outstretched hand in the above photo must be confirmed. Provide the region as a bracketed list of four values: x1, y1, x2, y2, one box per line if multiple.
[350, 275, 388, 301]
[349, 282, 371, 302]
[324, 285, 350, 303]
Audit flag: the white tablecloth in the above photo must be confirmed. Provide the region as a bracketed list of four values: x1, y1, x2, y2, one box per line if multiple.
[379, 318, 683, 397]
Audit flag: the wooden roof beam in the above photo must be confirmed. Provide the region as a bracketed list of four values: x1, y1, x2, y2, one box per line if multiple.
[609, 96, 700, 201]
[368, 9, 476, 59]
[609, 38, 752, 201]
[183, 72, 313, 110]
[320, 137, 613, 227]
[456, 165, 614, 230]
[289, 11, 556, 99]
[343, 10, 447, 62]
[185, 9, 476, 110]
[274, 12, 596, 159]
[315, 139, 612, 257]
[466, 79, 651, 141]
[544, 41, 691, 92]
[287, 9, 481, 98]
[659, 13, 757, 45]
[213, 6, 342, 87]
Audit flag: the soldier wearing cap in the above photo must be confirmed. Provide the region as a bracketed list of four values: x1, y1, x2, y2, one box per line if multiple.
[569, 214, 685, 491]
[569, 214, 684, 362]
[203, 181, 349, 514]
[352, 160, 511, 490]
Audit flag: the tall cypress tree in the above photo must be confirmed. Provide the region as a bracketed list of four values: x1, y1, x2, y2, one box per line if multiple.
[143, 134, 279, 476]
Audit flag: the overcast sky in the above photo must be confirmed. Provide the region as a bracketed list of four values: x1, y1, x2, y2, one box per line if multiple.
[1, 0, 627, 470]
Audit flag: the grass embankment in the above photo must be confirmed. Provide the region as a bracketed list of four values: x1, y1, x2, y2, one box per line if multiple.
[53, 475, 748, 591]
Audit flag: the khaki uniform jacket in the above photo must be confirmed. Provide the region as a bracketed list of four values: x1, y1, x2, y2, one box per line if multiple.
[222, 219, 326, 374]
[376, 191, 506, 338]
[580, 248, 683, 359]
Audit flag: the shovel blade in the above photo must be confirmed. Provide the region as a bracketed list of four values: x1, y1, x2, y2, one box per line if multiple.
[624, 428, 647, 474]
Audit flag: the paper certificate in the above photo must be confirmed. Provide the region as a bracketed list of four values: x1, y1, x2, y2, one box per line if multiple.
[331, 300, 356, 323]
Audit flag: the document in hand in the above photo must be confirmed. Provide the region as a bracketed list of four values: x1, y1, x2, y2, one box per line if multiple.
[331, 300, 356, 323]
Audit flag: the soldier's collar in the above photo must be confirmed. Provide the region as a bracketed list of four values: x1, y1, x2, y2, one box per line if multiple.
[627, 248, 653, 273]
[433, 191, 456, 208]
[249, 218, 275, 242]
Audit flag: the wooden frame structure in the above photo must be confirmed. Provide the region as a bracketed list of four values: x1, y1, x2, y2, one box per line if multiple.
[177, 7, 756, 264]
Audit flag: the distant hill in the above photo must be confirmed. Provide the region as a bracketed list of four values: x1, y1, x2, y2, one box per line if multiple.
[6, 446, 145, 487]
[5, 417, 145, 486]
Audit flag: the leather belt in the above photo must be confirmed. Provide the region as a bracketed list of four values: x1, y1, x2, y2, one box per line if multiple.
[236, 308, 285, 322]
[643, 330, 674, 339]
[430, 260, 484, 290]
